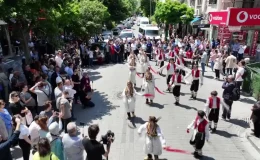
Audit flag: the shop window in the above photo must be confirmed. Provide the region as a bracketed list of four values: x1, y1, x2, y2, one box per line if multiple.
[209, 0, 217, 4]
[242, 0, 254, 8]
[197, 0, 202, 5]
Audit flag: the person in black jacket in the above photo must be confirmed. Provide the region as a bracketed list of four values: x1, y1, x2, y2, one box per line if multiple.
[221, 75, 236, 120]
[0, 116, 21, 160]
[51, 66, 61, 90]
[251, 101, 260, 137]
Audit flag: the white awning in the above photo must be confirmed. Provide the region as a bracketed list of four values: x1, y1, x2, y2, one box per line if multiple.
[0, 20, 7, 25]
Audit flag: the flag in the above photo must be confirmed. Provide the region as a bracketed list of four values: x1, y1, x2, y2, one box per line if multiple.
[149, 66, 157, 74]
[164, 146, 191, 155]
[155, 87, 165, 95]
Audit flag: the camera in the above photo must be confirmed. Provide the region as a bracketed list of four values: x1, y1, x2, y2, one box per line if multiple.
[101, 130, 115, 145]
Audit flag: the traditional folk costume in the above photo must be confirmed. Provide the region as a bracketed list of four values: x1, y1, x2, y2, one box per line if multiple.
[190, 69, 203, 99]
[187, 110, 209, 157]
[137, 117, 166, 160]
[170, 69, 182, 105]
[176, 56, 186, 76]
[204, 95, 224, 132]
[168, 50, 175, 59]
[128, 60, 137, 86]
[127, 53, 138, 64]
[122, 83, 138, 119]
[138, 53, 150, 76]
[158, 60, 177, 91]
[156, 48, 165, 68]
[143, 71, 155, 104]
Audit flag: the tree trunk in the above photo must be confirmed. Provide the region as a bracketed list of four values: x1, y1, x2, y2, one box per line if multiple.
[21, 29, 31, 63]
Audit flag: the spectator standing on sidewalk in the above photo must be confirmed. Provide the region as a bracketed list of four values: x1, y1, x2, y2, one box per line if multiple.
[225, 53, 237, 75]
[200, 50, 207, 76]
[251, 101, 260, 138]
[235, 60, 245, 92]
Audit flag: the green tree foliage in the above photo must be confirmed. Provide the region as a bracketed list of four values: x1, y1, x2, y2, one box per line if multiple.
[140, 0, 157, 17]
[154, 0, 194, 24]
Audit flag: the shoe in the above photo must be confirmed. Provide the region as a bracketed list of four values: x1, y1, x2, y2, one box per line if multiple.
[144, 157, 153, 160]
[146, 99, 149, 104]
[190, 95, 194, 99]
[174, 102, 180, 105]
[131, 113, 136, 117]
[212, 128, 216, 132]
[209, 126, 213, 131]
[226, 118, 230, 121]
[220, 117, 226, 120]
[150, 100, 153, 104]
[193, 97, 197, 100]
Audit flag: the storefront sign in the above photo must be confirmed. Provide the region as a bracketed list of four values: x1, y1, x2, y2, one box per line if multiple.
[228, 8, 260, 26]
[192, 24, 210, 28]
[209, 11, 228, 25]
[251, 31, 259, 56]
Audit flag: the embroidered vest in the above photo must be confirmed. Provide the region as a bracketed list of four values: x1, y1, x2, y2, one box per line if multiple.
[177, 58, 185, 65]
[169, 51, 174, 57]
[194, 117, 208, 133]
[191, 69, 200, 78]
[159, 52, 164, 60]
[209, 97, 220, 108]
[171, 74, 182, 83]
[166, 63, 176, 70]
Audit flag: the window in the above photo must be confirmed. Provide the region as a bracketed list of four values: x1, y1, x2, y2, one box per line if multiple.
[141, 21, 149, 24]
[242, 0, 254, 8]
[119, 32, 133, 38]
[209, 0, 217, 4]
[139, 28, 144, 34]
[145, 30, 159, 36]
[197, 0, 202, 5]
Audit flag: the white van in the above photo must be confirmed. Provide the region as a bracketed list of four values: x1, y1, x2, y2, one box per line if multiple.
[138, 25, 160, 40]
[139, 17, 149, 27]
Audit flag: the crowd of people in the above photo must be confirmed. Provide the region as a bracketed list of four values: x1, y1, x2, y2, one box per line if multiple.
[0, 32, 259, 160]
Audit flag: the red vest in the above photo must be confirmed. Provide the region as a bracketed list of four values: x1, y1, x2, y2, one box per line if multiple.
[209, 97, 220, 108]
[191, 69, 200, 78]
[169, 51, 174, 57]
[171, 74, 182, 83]
[174, 48, 179, 55]
[194, 117, 208, 133]
[159, 52, 164, 60]
[156, 49, 161, 55]
[166, 63, 176, 70]
[177, 58, 185, 65]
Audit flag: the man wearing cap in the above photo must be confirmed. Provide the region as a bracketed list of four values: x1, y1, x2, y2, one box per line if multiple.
[56, 90, 72, 133]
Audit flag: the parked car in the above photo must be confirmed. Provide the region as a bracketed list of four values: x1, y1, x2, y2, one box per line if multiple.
[119, 29, 134, 41]
[89, 42, 107, 64]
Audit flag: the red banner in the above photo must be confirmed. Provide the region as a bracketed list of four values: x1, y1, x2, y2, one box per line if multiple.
[209, 11, 228, 25]
[251, 31, 259, 56]
[228, 8, 260, 26]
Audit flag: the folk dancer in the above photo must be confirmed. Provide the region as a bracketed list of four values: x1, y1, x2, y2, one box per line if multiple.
[127, 52, 138, 64]
[176, 53, 187, 76]
[138, 116, 166, 160]
[168, 48, 175, 60]
[187, 110, 209, 158]
[143, 69, 155, 104]
[156, 46, 165, 68]
[158, 58, 178, 91]
[170, 69, 182, 105]
[122, 81, 138, 119]
[138, 50, 150, 77]
[128, 58, 137, 87]
[204, 91, 225, 132]
[188, 65, 203, 99]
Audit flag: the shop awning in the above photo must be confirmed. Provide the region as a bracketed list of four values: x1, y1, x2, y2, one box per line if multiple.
[191, 17, 202, 24]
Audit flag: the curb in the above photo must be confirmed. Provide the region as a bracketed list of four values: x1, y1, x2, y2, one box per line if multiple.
[245, 129, 260, 154]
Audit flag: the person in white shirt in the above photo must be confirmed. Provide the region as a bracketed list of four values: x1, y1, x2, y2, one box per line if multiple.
[55, 50, 63, 68]
[88, 50, 94, 67]
[238, 43, 247, 62]
[235, 60, 246, 91]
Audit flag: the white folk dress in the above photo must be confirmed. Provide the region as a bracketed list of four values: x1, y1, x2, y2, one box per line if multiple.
[138, 122, 166, 155]
[128, 64, 136, 84]
[143, 75, 155, 100]
[138, 55, 150, 74]
[122, 88, 137, 113]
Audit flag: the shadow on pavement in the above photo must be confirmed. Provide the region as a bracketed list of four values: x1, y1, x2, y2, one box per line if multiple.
[74, 90, 117, 126]
[178, 104, 198, 111]
[214, 130, 238, 138]
[129, 116, 146, 128]
[239, 97, 256, 105]
[195, 98, 207, 103]
[200, 155, 216, 160]
[11, 147, 23, 159]
[204, 75, 214, 79]
[228, 119, 250, 129]
[150, 103, 165, 109]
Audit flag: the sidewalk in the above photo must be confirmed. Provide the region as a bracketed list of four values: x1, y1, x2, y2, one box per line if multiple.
[246, 129, 260, 154]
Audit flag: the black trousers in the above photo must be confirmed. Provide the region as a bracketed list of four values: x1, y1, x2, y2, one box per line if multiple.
[62, 117, 72, 133]
[215, 69, 220, 78]
[173, 85, 181, 97]
[222, 99, 233, 119]
[180, 69, 185, 76]
[160, 61, 164, 68]
[238, 54, 243, 62]
[166, 75, 172, 85]
[19, 139, 31, 160]
[190, 132, 205, 150]
[253, 121, 260, 137]
[236, 81, 243, 92]
[190, 80, 199, 92]
[209, 108, 220, 123]
[226, 68, 233, 75]
[146, 52, 151, 60]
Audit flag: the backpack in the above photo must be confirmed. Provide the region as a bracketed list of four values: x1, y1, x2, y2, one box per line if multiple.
[232, 86, 240, 101]
[241, 67, 248, 79]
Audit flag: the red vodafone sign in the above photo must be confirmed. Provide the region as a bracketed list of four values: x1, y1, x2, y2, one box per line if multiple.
[228, 8, 260, 26]
[209, 11, 228, 25]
